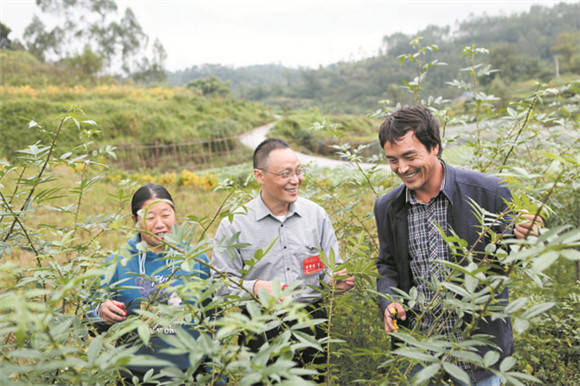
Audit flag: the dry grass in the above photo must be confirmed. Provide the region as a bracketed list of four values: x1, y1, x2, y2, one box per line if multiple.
[2, 166, 231, 267]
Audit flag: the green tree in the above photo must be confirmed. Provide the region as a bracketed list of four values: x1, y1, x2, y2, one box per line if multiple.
[131, 38, 168, 84]
[23, 15, 64, 61]
[489, 43, 548, 82]
[61, 45, 104, 79]
[0, 21, 13, 49]
[22, 0, 165, 78]
[488, 74, 509, 101]
[186, 76, 231, 97]
[552, 32, 580, 74]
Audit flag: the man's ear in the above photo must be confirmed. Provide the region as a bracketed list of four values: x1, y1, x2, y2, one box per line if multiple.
[431, 143, 440, 156]
[254, 168, 264, 185]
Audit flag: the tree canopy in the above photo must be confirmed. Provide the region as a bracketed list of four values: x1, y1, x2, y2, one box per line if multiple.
[20, 0, 166, 82]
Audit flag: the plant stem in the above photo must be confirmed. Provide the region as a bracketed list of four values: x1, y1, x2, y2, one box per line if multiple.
[3, 116, 66, 243]
[0, 190, 40, 260]
[0, 165, 27, 225]
[500, 95, 537, 168]
[326, 283, 336, 385]
[199, 189, 236, 241]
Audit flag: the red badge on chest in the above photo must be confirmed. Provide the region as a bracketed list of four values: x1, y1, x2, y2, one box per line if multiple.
[303, 255, 324, 275]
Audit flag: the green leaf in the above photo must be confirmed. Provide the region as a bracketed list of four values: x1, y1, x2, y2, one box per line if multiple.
[522, 302, 555, 319]
[531, 251, 559, 273]
[483, 350, 500, 367]
[180, 259, 191, 272]
[9, 348, 42, 360]
[246, 301, 261, 319]
[292, 331, 322, 351]
[412, 363, 441, 384]
[241, 372, 263, 385]
[87, 334, 103, 363]
[449, 351, 482, 366]
[137, 322, 151, 345]
[464, 273, 478, 293]
[504, 375, 527, 386]
[507, 371, 541, 383]
[504, 297, 528, 314]
[513, 317, 530, 334]
[560, 228, 580, 245]
[71, 117, 80, 129]
[561, 249, 580, 261]
[329, 247, 336, 268]
[440, 282, 470, 298]
[499, 356, 516, 372]
[442, 362, 470, 384]
[395, 348, 437, 362]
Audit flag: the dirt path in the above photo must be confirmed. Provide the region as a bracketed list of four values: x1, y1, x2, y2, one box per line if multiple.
[240, 121, 386, 169]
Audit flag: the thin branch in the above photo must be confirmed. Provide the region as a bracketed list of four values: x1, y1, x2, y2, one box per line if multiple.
[3, 117, 66, 243]
[501, 91, 538, 167]
[0, 190, 40, 260]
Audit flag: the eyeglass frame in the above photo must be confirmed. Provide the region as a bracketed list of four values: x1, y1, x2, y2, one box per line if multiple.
[257, 167, 305, 179]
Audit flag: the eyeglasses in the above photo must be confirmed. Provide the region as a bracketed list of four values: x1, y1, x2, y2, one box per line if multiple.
[259, 168, 305, 179]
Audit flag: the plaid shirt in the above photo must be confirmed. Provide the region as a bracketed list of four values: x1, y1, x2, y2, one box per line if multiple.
[406, 163, 472, 372]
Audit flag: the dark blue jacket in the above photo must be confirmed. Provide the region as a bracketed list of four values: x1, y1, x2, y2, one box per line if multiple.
[89, 234, 210, 373]
[374, 163, 514, 382]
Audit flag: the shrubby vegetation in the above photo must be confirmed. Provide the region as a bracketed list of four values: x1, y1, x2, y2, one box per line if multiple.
[1, 37, 578, 384]
[1, 4, 579, 383]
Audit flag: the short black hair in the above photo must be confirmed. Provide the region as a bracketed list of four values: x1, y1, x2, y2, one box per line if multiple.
[378, 105, 442, 156]
[131, 183, 174, 219]
[253, 138, 290, 169]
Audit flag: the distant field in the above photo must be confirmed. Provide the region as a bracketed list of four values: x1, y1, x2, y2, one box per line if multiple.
[0, 84, 272, 170]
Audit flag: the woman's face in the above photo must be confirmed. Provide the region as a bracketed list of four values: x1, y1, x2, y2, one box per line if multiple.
[136, 199, 176, 251]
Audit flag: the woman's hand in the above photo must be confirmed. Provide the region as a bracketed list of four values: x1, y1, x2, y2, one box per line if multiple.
[99, 300, 127, 325]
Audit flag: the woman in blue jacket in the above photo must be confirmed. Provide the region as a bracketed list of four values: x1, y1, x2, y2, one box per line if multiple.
[89, 183, 210, 383]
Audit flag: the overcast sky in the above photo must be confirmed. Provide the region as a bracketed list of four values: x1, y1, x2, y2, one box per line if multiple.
[2, 0, 576, 71]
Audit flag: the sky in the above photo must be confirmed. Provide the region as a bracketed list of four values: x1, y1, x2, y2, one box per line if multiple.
[2, 0, 576, 71]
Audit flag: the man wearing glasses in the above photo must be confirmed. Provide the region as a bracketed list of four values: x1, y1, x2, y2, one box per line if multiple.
[212, 138, 354, 376]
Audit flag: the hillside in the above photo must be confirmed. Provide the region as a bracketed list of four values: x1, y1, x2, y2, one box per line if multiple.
[0, 83, 272, 169]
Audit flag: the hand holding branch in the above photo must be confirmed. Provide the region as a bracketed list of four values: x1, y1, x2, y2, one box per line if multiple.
[515, 213, 543, 239]
[332, 268, 355, 293]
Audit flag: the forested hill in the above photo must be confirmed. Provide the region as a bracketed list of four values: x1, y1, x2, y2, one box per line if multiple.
[168, 2, 580, 113]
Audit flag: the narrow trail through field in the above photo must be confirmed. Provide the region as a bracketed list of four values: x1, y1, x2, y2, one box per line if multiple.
[240, 121, 386, 170]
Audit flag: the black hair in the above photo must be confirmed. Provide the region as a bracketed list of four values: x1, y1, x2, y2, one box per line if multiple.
[253, 138, 290, 169]
[378, 105, 442, 156]
[131, 183, 174, 219]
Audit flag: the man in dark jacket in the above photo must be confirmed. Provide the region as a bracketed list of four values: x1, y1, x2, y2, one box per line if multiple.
[374, 105, 540, 384]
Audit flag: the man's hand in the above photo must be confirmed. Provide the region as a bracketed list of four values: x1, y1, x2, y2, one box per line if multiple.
[384, 302, 406, 333]
[99, 300, 127, 325]
[253, 280, 274, 296]
[515, 213, 543, 239]
[253, 280, 287, 297]
[332, 268, 355, 293]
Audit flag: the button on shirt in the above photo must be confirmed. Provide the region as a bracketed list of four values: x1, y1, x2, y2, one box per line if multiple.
[212, 195, 341, 303]
[406, 170, 453, 333]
